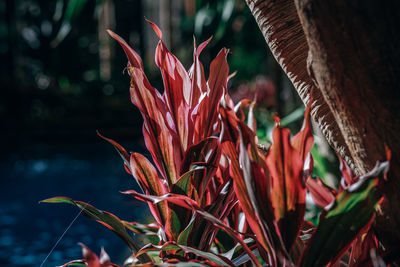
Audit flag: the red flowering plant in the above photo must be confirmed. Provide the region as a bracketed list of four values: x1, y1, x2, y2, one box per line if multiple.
[43, 21, 390, 266]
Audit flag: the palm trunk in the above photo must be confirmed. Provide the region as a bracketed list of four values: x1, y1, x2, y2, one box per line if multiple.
[246, 0, 400, 248]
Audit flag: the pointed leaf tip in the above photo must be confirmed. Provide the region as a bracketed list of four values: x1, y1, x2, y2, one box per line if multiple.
[97, 131, 130, 172]
[106, 29, 114, 36]
[196, 36, 213, 55]
[145, 19, 162, 39]
[272, 114, 281, 125]
[107, 30, 143, 69]
[385, 145, 392, 162]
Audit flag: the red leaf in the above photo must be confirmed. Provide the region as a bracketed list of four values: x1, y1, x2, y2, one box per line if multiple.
[97, 132, 131, 174]
[80, 243, 100, 267]
[145, 19, 162, 39]
[306, 176, 336, 209]
[188, 37, 211, 107]
[106, 30, 143, 69]
[266, 124, 305, 251]
[208, 48, 229, 102]
[108, 30, 181, 185]
[194, 48, 229, 142]
[219, 103, 240, 143]
[130, 153, 168, 227]
[130, 153, 166, 196]
[220, 104, 283, 265]
[222, 141, 278, 265]
[338, 154, 357, 189]
[77, 243, 119, 267]
[234, 99, 252, 122]
[151, 21, 192, 151]
[353, 229, 380, 266]
[291, 103, 314, 168]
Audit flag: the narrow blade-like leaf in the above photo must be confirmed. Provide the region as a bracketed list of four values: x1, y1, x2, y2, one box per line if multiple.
[291, 102, 314, 163]
[266, 124, 305, 251]
[97, 131, 131, 174]
[130, 152, 168, 227]
[194, 48, 229, 142]
[41, 197, 152, 263]
[150, 20, 191, 151]
[188, 37, 211, 107]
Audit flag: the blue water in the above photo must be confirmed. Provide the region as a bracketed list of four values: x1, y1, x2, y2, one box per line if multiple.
[0, 142, 150, 266]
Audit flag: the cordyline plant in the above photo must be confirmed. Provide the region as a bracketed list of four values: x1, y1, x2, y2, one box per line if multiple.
[43, 21, 391, 267]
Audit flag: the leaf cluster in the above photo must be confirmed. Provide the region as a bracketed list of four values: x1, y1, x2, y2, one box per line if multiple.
[43, 21, 390, 267]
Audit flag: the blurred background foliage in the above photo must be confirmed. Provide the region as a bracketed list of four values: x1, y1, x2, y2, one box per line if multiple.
[1, 0, 306, 152]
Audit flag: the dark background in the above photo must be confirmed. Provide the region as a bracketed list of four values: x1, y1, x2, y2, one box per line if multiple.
[0, 0, 302, 266]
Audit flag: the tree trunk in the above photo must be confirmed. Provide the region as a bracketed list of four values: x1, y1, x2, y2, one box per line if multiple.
[246, 0, 400, 248]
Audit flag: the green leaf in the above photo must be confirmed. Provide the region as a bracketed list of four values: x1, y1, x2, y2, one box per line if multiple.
[166, 209, 183, 240]
[177, 216, 196, 246]
[61, 261, 86, 267]
[300, 162, 389, 267]
[172, 169, 196, 196]
[136, 242, 182, 258]
[41, 197, 152, 264]
[122, 221, 159, 235]
[179, 244, 234, 266]
[280, 106, 305, 127]
[51, 0, 90, 47]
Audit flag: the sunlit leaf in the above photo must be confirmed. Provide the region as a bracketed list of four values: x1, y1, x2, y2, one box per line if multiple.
[194, 48, 229, 142]
[300, 162, 389, 267]
[291, 103, 314, 165]
[189, 37, 211, 107]
[149, 20, 192, 151]
[123, 221, 157, 235]
[130, 152, 168, 227]
[108, 30, 181, 185]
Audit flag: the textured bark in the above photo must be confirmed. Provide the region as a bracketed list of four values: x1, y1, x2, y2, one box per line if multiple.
[245, 0, 355, 171]
[246, 0, 400, 247]
[294, 0, 400, 247]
